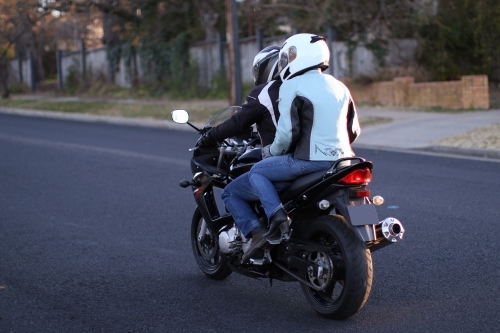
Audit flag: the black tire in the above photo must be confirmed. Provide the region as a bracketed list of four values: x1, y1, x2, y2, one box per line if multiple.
[191, 208, 232, 280]
[299, 214, 373, 320]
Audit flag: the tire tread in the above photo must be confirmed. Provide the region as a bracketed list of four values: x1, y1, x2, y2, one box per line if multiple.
[300, 214, 373, 319]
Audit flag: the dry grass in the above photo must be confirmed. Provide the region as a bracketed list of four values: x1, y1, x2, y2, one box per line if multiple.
[0, 98, 228, 123]
[359, 116, 393, 127]
[1, 97, 398, 129]
[433, 122, 500, 149]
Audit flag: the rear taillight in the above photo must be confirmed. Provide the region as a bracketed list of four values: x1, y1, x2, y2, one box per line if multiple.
[338, 168, 372, 185]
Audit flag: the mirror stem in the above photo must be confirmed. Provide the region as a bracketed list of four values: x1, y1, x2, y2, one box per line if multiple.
[186, 122, 201, 132]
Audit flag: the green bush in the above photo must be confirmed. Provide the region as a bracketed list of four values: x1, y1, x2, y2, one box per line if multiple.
[417, 0, 500, 82]
[8, 82, 30, 94]
[64, 64, 79, 95]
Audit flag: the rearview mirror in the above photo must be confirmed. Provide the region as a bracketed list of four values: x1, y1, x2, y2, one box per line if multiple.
[171, 110, 189, 124]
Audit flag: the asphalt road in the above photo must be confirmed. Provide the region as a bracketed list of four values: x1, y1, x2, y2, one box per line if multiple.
[1, 114, 499, 333]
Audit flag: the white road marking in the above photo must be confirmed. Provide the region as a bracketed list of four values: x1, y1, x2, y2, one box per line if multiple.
[0, 133, 189, 167]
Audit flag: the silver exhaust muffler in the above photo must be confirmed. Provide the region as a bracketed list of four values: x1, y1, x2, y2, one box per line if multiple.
[380, 217, 405, 243]
[369, 217, 405, 252]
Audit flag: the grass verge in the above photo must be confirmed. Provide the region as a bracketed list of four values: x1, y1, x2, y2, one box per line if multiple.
[433, 121, 500, 150]
[0, 99, 228, 123]
[0, 98, 394, 127]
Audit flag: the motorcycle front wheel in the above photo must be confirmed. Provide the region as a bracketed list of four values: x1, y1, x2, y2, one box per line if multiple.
[300, 214, 373, 319]
[191, 208, 232, 280]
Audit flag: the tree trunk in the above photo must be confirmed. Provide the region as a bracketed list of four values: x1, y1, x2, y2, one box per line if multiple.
[16, 29, 45, 83]
[0, 60, 10, 98]
[193, 0, 219, 41]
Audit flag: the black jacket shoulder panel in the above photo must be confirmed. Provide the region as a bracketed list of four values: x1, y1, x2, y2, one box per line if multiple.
[207, 80, 282, 146]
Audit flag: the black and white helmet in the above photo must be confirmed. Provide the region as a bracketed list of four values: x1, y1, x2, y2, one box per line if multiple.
[252, 46, 280, 86]
[278, 33, 330, 81]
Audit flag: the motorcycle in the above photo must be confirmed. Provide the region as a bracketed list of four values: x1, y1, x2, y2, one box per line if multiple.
[171, 106, 405, 319]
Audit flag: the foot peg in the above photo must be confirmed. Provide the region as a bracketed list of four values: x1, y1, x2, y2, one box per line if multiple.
[248, 249, 272, 265]
[266, 228, 292, 245]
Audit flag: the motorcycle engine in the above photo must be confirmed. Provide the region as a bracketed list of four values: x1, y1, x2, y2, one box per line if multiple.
[219, 226, 246, 254]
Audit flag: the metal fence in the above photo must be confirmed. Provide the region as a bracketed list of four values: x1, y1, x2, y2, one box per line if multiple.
[8, 35, 417, 92]
[8, 52, 37, 92]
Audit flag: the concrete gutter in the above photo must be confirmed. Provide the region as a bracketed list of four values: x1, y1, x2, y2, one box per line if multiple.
[414, 145, 500, 160]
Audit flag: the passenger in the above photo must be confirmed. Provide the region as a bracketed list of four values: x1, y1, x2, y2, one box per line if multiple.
[245, 33, 361, 258]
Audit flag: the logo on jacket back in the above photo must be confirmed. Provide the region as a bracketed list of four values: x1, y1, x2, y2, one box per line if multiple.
[315, 144, 344, 157]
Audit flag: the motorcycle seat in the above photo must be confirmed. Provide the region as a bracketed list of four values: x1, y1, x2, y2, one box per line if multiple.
[279, 170, 327, 202]
[278, 160, 357, 203]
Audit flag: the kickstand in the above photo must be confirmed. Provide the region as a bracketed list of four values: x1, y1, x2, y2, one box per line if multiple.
[268, 277, 273, 287]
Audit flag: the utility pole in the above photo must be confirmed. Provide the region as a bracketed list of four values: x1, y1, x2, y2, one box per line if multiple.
[225, 0, 242, 106]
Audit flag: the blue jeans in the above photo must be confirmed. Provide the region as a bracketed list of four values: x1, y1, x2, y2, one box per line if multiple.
[222, 154, 332, 237]
[221, 173, 290, 237]
[248, 154, 333, 219]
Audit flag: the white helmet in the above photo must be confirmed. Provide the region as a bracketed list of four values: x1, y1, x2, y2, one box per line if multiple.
[278, 33, 330, 81]
[252, 46, 280, 86]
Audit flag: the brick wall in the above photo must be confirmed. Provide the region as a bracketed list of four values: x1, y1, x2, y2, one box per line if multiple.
[348, 75, 490, 109]
[409, 80, 463, 109]
[461, 75, 489, 109]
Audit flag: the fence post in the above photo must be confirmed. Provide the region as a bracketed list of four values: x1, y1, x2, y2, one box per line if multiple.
[80, 39, 86, 80]
[29, 51, 36, 92]
[17, 52, 23, 83]
[131, 46, 138, 86]
[327, 26, 337, 76]
[107, 48, 115, 83]
[57, 50, 63, 89]
[231, 0, 242, 105]
[256, 28, 264, 52]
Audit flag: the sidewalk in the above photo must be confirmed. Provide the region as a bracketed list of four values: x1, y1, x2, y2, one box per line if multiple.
[354, 107, 500, 159]
[1, 100, 500, 160]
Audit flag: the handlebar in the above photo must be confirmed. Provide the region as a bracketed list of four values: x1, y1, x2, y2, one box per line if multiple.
[215, 137, 260, 169]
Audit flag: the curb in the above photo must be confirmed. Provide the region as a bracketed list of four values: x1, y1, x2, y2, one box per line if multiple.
[415, 145, 500, 160]
[3, 106, 500, 161]
[352, 142, 500, 161]
[0, 107, 205, 132]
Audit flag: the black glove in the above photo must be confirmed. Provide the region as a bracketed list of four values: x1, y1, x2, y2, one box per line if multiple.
[197, 131, 218, 153]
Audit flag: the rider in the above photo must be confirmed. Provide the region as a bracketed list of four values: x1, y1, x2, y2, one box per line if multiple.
[197, 46, 281, 150]
[246, 33, 361, 252]
[197, 46, 285, 260]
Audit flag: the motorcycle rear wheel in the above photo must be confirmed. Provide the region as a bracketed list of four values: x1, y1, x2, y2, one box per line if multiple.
[300, 214, 373, 319]
[191, 208, 232, 280]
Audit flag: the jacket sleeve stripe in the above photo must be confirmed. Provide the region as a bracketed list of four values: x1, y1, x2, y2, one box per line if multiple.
[258, 81, 278, 128]
[271, 80, 297, 155]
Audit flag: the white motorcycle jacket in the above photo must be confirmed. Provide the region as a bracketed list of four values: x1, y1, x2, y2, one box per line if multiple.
[270, 69, 360, 161]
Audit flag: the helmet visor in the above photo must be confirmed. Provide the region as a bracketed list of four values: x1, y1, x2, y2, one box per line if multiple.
[278, 51, 288, 73]
[252, 63, 260, 84]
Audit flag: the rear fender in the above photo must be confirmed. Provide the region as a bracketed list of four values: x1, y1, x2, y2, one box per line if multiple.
[333, 194, 378, 242]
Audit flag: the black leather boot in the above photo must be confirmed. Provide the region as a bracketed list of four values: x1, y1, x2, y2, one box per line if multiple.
[242, 226, 268, 262]
[263, 208, 289, 239]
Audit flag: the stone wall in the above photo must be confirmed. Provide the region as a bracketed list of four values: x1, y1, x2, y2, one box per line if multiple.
[349, 75, 490, 109]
